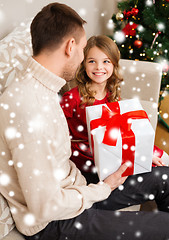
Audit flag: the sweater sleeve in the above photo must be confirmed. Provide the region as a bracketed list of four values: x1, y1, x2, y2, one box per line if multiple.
[0, 93, 111, 226]
[10, 135, 111, 222]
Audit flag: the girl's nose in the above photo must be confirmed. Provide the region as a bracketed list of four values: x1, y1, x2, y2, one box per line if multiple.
[96, 62, 103, 70]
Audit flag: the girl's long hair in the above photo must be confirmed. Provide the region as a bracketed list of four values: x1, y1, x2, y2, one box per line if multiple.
[75, 35, 123, 106]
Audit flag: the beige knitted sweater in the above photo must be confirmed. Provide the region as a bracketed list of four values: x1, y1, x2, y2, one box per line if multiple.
[0, 57, 111, 236]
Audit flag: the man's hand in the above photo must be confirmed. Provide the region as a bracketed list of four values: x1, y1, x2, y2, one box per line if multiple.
[103, 164, 128, 191]
[152, 155, 166, 166]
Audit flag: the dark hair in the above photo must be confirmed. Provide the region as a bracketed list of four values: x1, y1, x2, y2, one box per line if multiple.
[76, 35, 123, 106]
[31, 2, 86, 56]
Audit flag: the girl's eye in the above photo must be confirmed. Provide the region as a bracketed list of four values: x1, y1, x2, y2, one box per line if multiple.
[104, 60, 111, 63]
[88, 60, 95, 63]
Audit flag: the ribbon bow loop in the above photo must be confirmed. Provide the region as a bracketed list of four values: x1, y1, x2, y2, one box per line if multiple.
[90, 103, 148, 147]
[102, 106, 131, 146]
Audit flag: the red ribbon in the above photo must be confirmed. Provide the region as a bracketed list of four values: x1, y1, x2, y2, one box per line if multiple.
[90, 102, 148, 176]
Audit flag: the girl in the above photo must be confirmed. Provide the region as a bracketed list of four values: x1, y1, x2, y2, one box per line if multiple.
[60, 35, 168, 183]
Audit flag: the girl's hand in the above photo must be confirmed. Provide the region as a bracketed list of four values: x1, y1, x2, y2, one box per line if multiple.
[152, 155, 166, 166]
[104, 163, 128, 191]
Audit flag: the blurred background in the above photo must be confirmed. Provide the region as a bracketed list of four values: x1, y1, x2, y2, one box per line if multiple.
[0, 0, 117, 40]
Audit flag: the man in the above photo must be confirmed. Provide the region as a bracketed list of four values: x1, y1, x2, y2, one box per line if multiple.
[0, 3, 169, 240]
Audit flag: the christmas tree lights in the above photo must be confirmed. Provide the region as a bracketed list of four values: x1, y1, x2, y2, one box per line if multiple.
[110, 0, 169, 91]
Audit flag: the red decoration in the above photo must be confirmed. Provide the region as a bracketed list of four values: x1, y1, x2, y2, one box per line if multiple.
[131, 8, 139, 16]
[90, 102, 148, 176]
[123, 10, 132, 18]
[123, 8, 139, 19]
[134, 39, 143, 48]
[122, 22, 138, 36]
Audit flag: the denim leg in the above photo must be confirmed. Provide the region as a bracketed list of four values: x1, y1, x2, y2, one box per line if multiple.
[24, 208, 169, 240]
[94, 167, 169, 211]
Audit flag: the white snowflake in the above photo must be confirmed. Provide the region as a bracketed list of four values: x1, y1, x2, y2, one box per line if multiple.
[123, 144, 128, 150]
[140, 156, 146, 162]
[130, 66, 137, 74]
[3, 104, 9, 110]
[137, 176, 143, 183]
[129, 221, 134, 226]
[10, 207, 17, 214]
[9, 191, 15, 197]
[162, 174, 168, 180]
[74, 221, 83, 230]
[53, 168, 66, 181]
[16, 132, 21, 138]
[145, 0, 153, 7]
[77, 194, 83, 200]
[130, 145, 135, 151]
[79, 143, 87, 151]
[149, 194, 155, 200]
[135, 231, 142, 238]
[0, 173, 10, 186]
[8, 160, 14, 166]
[86, 160, 92, 166]
[118, 185, 124, 191]
[23, 213, 35, 226]
[109, 128, 119, 141]
[73, 150, 79, 157]
[113, 31, 125, 44]
[17, 162, 23, 168]
[78, 8, 87, 17]
[163, 113, 168, 119]
[91, 166, 97, 173]
[103, 168, 108, 174]
[114, 211, 121, 217]
[28, 115, 45, 131]
[33, 169, 41, 176]
[52, 205, 58, 211]
[77, 125, 84, 132]
[18, 143, 24, 149]
[106, 19, 114, 30]
[129, 179, 136, 186]
[125, 161, 132, 167]
[154, 170, 160, 176]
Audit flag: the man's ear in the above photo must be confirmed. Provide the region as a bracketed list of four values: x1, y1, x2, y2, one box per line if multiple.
[65, 38, 76, 57]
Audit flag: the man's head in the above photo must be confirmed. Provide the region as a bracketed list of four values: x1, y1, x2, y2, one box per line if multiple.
[30, 2, 87, 81]
[31, 2, 86, 56]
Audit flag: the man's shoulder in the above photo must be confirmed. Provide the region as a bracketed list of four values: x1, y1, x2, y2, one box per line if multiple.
[0, 77, 38, 120]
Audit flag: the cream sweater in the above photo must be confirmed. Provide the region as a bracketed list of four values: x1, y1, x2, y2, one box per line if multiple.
[0, 57, 111, 236]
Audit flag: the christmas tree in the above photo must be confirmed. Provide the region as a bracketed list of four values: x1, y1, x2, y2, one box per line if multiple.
[110, 0, 169, 92]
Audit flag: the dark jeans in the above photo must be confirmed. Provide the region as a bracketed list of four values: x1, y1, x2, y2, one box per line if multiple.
[24, 167, 169, 240]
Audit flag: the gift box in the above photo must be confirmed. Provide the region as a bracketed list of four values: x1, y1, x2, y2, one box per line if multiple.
[86, 99, 155, 180]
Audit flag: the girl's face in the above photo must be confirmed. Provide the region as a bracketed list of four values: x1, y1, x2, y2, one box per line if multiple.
[85, 46, 114, 86]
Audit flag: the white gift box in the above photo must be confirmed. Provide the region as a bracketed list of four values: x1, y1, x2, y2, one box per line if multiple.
[86, 99, 155, 180]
